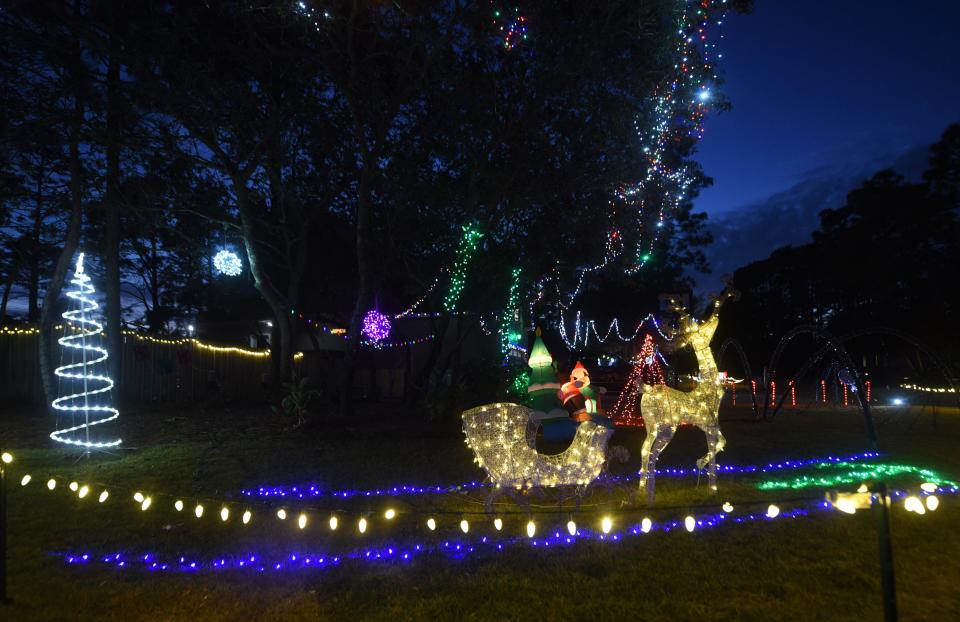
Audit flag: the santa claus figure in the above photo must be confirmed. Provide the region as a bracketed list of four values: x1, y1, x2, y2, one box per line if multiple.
[559, 361, 607, 423]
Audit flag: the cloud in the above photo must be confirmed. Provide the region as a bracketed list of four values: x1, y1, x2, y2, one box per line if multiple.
[694, 142, 929, 294]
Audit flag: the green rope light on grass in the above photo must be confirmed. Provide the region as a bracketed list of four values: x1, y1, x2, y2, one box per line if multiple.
[442, 223, 483, 312]
[757, 461, 958, 491]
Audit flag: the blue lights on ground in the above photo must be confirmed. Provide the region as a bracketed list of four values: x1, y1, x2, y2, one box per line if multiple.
[240, 451, 881, 499]
[61, 506, 815, 574]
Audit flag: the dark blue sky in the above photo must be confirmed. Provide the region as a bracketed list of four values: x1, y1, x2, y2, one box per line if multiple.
[695, 0, 959, 215]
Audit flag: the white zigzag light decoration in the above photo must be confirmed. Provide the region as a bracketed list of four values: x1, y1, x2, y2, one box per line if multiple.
[51, 252, 122, 448]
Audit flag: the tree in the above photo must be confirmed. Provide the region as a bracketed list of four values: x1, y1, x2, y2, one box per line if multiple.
[720, 125, 960, 370]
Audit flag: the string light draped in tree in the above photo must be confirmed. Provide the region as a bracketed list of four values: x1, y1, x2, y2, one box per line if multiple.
[610, 334, 665, 426]
[624, 0, 727, 273]
[499, 268, 523, 357]
[442, 223, 483, 312]
[491, 4, 529, 51]
[530, 0, 729, 324]
[51, 253, 122, 448]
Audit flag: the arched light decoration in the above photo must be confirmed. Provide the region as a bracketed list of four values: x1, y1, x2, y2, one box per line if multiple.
[213, 249, 242, 276]
[361, 310, 391, 343]
[461, 403, 614, 489]
[51, 252, 122, 448]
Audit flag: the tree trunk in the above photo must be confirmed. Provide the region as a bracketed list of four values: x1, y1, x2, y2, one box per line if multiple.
[104, 30, 123, 388]
[28, 165, 43, 322]
[232, 179, 293, 383]
[0, 267, 15, 322]
[39, 80, 85, 409]
[339, 161, 376, 416]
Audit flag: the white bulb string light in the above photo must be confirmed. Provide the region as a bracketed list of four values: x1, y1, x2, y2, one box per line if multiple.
[558, 311, 674, 350]
[50, 253, 122, 449]
[5, 450, 954, 548]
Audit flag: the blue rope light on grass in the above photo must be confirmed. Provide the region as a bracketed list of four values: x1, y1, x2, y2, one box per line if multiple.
[240, 451, 881, 499]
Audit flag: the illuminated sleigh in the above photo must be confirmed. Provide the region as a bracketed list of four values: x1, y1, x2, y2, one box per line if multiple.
[462, 402, 614, 500]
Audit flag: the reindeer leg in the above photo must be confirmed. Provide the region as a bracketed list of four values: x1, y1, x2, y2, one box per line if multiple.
[706, 428, 719, 492]
[644, 426, 674, 506]
[638, 425, 658, 498]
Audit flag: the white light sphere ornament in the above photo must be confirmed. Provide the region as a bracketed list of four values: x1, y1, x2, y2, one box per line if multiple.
[213, 249, 243, 276]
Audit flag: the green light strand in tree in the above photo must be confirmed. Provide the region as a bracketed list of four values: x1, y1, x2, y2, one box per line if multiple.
[499, 267, 522, 355]
[757, 461, 958, 491]
[442, 223, 483, 312]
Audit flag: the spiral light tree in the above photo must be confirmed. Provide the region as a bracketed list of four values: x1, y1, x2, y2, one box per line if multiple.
[50, 252, 122, 449]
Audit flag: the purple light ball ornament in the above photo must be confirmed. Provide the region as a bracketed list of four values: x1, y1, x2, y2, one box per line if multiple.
[362, 310, 392, 343]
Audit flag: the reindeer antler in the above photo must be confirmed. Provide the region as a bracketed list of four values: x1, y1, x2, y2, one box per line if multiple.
[707, 282, 740, 321]
[663, 296, 691, 342]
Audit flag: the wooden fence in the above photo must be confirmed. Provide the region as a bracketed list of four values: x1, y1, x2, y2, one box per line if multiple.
[0, 326, 275, 406]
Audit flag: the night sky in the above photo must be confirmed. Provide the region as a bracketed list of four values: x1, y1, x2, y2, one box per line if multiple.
[695, 0, 959, 217]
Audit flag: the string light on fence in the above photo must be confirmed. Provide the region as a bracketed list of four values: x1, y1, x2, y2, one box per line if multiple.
[601, 517, 612, 534]
[133, 491, 144, 503]
[78, 485, 89, 499]
[47, 479, 56, 491]
[1, 452, 12, 464]
[460, 520, 469, 534]
[329, 516, 338, 531]
[526, 520, 536, 538]
[174, 500, 184, 512]
[427, 518, 436, 531]
[493, 518, 503, 531]
[220, 507, 230, 522]
[358, 518, 367, 534]
[69, 482, 79, 492]
[722, 501, 733, 512]
[684, 516, 696, 532]
[566, 520, 577, 536]
[277, 509, 287, 520]
[194, 504, 204, 519]
[298, 513, 308, 529]
[20, 474, 31, 486]
[641, 517, 652, 533]
[99, 490, 109, 503]
[242, 510, 252, 524]
[921, 482, 938, 493]
[925, 496, 939, 511]
[141, 497, 152, 511]
[384, 508, 396, 520]
[766, 504, 780, 518]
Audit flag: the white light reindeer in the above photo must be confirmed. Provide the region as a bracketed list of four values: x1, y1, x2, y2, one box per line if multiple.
[638, 288, 738, 505]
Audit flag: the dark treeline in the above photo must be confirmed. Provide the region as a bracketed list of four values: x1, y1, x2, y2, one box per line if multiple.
[716, 125, 960, 381]
[0, 1, 754, 412]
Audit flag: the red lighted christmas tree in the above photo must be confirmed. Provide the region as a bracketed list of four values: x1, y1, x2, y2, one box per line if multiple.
[610, 334, 664, 425]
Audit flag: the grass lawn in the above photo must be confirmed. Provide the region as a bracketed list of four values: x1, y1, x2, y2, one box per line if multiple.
[1, 400, 958, 621]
